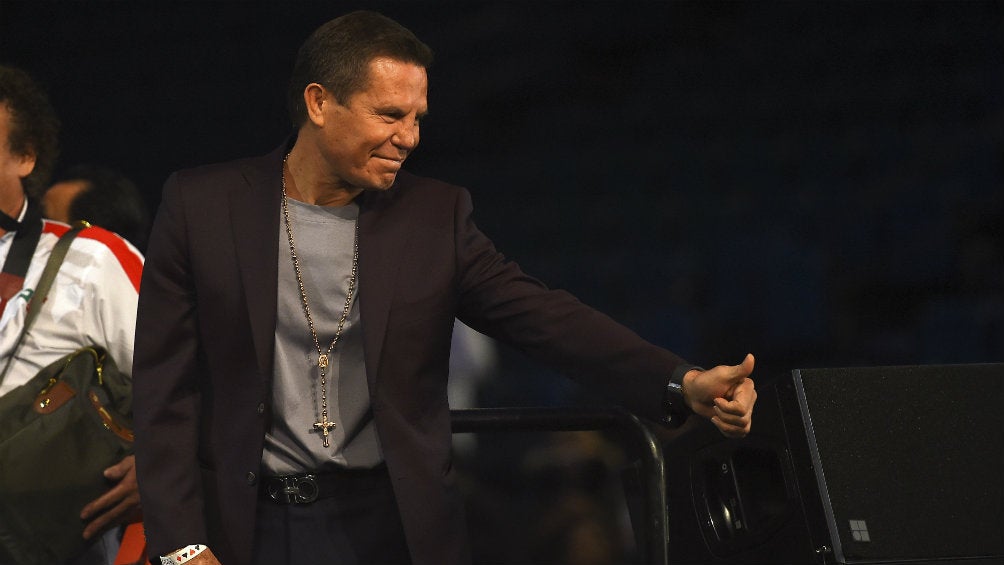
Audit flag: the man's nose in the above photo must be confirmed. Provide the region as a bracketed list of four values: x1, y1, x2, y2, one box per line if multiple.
[392, 121, 419, 150]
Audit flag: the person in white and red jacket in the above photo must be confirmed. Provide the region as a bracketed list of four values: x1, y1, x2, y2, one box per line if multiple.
[0, 64, 144, 565]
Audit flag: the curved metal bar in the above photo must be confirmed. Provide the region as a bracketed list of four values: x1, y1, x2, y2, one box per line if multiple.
[451, 406, 668, 565]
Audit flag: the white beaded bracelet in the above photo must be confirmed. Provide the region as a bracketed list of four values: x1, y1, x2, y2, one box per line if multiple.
[160, 544, 206, 565]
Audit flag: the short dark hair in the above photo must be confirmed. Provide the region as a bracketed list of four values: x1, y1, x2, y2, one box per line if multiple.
[287, 10, 434, 127]
[53, 164, 151, 251]
[0, 65, 60, 199]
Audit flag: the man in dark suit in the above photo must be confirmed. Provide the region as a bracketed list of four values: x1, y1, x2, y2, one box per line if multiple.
[133, 10, 756, 565]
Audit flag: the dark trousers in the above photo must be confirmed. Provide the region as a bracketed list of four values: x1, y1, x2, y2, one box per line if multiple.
[251, 468, 411, 565]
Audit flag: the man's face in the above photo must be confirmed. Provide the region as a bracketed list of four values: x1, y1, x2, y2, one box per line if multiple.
[316, 57, 428, 192]
[0, 103, 35, 201]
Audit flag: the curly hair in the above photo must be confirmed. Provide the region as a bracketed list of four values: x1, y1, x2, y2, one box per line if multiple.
[0, 65, 60, 199]
[287, 10, 434, 127]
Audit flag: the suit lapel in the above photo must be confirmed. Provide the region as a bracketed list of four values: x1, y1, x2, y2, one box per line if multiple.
[357, 188, 407, 389]
[231, 145, 285, 379]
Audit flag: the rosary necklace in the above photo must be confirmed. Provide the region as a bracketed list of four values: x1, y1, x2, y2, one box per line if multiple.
[281, 155, 359, 448]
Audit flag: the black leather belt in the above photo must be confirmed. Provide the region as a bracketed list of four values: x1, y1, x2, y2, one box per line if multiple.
[260, 465, 389, 505]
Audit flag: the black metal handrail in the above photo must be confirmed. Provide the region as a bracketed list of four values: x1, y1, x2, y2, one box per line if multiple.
[451, 406, 668, 565]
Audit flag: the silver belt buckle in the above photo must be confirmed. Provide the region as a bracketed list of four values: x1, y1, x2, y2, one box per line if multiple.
[267, 474, 319, 504]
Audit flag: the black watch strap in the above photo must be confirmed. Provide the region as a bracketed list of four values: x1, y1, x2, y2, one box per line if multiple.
[663, 364, 701, 426]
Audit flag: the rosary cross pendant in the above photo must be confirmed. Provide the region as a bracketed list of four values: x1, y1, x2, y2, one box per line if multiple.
[313, 415, 336, 448]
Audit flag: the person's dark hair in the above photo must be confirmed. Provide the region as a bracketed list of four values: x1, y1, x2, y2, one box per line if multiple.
[53, 164, 151, 251]
[287, 10, 434, 127]
[0, 65, 60, 199]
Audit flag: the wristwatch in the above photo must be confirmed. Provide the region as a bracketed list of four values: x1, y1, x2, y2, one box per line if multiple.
[663, 364, 700, 426]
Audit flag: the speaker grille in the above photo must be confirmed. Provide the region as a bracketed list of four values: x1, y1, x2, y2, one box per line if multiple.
[794, 364, 1004, 562]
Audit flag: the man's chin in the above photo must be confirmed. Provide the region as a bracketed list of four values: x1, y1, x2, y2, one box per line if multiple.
[362, 173, 400, 191]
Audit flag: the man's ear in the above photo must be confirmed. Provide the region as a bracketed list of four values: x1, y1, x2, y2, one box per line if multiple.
[304, 83, 329, 127]
[16, 148, 36, 179]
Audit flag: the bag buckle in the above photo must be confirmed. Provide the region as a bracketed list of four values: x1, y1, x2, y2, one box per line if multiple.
[266, 475, 319, 504]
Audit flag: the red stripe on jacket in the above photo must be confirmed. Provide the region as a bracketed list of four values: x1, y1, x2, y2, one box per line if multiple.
[42, 221, 142, 292]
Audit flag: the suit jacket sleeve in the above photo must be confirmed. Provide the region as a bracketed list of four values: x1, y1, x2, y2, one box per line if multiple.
[132, 171, 209, 555]
[451, 187, 683, 421]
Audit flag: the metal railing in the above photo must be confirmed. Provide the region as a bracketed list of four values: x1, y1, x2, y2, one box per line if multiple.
[451, 406, 668, 565]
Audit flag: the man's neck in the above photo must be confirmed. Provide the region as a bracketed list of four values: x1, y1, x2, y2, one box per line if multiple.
[285, 141, 362, 208]
[0, 191, 26, 237]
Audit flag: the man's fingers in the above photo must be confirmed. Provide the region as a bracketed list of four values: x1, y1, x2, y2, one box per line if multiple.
[81, 485, 140, 539]
[83, 456, 138, 520]
[82, 499, 127, 539]
[723, 379, 757, 408]
[712, 397, 741, 417]
[713, 380, 756, 436]
[80, 489, 114, 521]
[713, 403, 750, 429]
[103, 455, 133, 480]
[712, 353, 755, 394]
[82, 499, 138, 540]
[714, 383, 755, 413]
[730, 353, 755, 380]
[712, 391, 753, 436]
[711, 416, 749, 438]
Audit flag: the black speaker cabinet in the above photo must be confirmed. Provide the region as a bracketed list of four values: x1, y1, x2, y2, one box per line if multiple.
[663, 364, 1004, 564]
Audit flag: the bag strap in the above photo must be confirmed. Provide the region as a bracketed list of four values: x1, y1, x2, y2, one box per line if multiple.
[0, 221, 88, 388]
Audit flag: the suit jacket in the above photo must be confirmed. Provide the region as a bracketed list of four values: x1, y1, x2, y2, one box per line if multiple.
[133, 140, 685, 565]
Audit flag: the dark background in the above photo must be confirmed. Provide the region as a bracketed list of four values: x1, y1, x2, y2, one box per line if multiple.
[3, 1, 1001, 562]
[2, 1, 1001, 384]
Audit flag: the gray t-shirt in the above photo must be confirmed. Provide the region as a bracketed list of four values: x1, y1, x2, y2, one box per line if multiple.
[261, 199, 382, 475]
